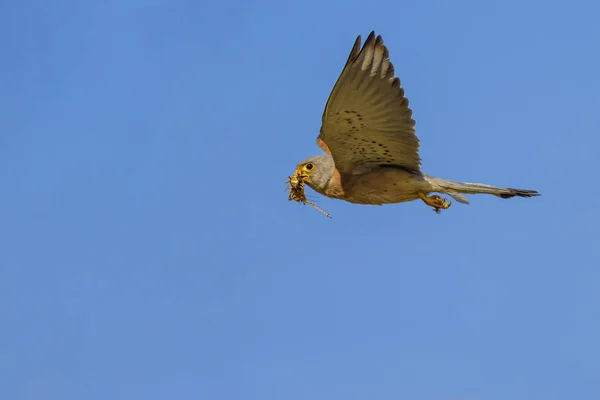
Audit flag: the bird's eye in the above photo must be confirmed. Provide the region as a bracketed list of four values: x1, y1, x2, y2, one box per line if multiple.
[305, 163, 314, 171]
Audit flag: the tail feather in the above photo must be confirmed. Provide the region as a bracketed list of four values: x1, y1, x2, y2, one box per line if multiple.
[445, 191, 470, 205]
[425, 175, 540, 203]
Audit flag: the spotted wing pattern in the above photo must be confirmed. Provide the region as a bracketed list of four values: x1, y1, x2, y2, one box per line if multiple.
[317, 31, 420, 174]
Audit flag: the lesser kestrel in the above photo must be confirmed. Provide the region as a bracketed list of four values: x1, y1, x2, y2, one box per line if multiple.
[289, 31, 540, 214]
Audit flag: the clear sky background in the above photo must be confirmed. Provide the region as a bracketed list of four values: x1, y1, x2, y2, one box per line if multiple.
[1, 0, 599, 399]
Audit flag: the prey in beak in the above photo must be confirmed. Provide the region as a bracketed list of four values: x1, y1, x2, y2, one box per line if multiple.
[285, 168, 332, 219]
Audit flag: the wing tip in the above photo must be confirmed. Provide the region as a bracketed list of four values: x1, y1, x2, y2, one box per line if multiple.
[347, 34, 362, 64]
[348, 31, 379, 64]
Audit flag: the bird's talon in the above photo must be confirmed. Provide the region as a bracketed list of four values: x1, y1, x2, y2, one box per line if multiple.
[418, 193, 452, 213]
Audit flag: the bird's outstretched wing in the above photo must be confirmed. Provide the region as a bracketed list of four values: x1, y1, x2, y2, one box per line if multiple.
[317, 31, 420, 174]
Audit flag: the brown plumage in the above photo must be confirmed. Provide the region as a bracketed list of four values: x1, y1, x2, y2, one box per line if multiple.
[289, 31, 540, 215]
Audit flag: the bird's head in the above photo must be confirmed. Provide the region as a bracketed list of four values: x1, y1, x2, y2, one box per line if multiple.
[293, 154, 335, 194]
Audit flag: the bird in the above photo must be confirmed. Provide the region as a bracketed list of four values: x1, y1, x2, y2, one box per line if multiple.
[289, 31, 540, 214]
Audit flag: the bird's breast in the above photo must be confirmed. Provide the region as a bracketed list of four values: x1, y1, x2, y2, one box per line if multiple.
[339, 166, 425, 205]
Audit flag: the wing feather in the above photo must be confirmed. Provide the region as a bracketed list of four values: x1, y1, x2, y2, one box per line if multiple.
[317, 32, 420, 173]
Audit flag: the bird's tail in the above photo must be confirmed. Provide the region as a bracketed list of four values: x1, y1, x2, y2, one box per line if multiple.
[425, 175, 540, 205]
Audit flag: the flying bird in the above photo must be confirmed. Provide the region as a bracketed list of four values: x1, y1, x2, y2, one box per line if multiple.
[289, 31, 540, 214]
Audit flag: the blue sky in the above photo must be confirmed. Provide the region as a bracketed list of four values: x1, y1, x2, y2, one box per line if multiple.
[1, 0, 599, 399]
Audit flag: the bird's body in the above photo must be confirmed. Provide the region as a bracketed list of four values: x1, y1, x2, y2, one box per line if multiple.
[339, 165, 423, 205]
[290, 32, 540, 214]
[299, 154, 423, 205]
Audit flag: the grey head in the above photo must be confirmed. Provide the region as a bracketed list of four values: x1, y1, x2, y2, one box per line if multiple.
[294, 154, 336, 194]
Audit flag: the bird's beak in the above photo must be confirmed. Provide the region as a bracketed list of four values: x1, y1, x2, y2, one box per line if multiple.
[293, 166, 310, 183]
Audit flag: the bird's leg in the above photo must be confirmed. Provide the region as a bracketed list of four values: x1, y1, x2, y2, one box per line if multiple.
[418, 192, 451, 213]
